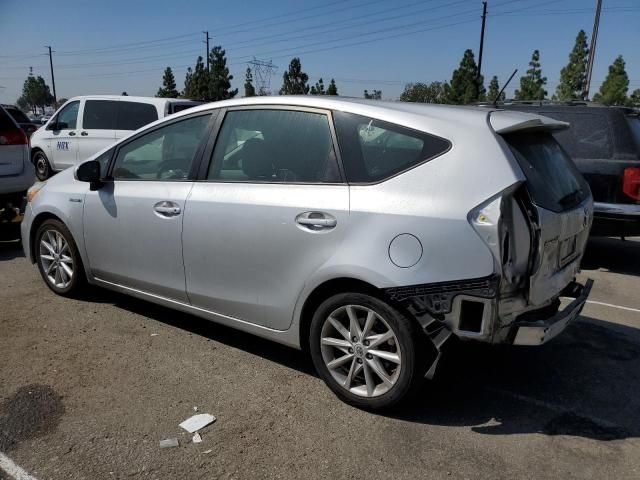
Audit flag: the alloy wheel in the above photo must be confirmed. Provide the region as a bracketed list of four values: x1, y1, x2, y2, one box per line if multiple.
[39, 230, 74, 289]
[320, 304, 402, 398]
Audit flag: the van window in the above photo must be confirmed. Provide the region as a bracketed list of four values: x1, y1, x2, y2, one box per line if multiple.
[504, 131, 590, 213]
[116, 102, 158, 130]
[83, 100, 117, 129]
[333, 111, 450, 183]
[628, 116, 640, 153]
[208, 109, 340, 183]
[55, 101, 80, 130]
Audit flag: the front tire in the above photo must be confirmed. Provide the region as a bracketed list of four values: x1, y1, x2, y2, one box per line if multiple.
[33, 151, 52, 181]
[309, 292, 425, 409]
[35, 219, 85, 296]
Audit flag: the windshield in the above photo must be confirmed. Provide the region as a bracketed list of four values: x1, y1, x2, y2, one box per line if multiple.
[504, 131, 590, 213]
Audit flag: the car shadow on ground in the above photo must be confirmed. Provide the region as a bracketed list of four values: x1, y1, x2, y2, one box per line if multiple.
[0, 238, 25, 261]
[581, 236, 640, 276]
[100, 285, 640, 442]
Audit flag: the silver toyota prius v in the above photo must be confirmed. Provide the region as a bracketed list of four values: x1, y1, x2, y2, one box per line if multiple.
[22, 97, 594, 409]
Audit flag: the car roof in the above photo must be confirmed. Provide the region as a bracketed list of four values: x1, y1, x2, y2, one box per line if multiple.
[66, 95, 197, 106]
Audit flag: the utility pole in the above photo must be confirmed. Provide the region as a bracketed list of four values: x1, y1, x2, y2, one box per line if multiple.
[203, 31, 212, 73]
[45, 45, 57, 106]
[583, 0, 602, 100]
[477, 2, 488, 82]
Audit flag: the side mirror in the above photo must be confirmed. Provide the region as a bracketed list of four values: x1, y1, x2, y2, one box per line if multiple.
[76, 160, 102, 190]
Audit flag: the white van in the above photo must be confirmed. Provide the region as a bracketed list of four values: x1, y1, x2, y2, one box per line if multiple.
[30, 95, 201, 180]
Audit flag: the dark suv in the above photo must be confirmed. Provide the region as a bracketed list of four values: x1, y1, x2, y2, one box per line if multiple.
[489, 103, 640, 237]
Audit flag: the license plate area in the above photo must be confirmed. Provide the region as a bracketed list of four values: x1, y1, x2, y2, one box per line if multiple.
[559, 234, 578, 267]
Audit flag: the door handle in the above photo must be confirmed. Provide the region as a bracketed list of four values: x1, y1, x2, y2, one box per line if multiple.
[295, 212, 337, 229]
[153, 201, 181, 217]
[68, 131, 76, 136]
[81, 131, 88, 136]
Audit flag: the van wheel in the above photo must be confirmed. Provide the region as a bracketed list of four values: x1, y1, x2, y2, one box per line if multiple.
[33, 151, 51, 181]
[35, 219, 85, 296]
[309, 292, 424, 409]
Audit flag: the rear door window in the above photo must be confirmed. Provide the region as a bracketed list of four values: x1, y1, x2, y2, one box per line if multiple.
[116, 102, 158, 131]
[333, 111, 450, 183]
[504, 131, 590, 212]
[83, 100, 117, 129]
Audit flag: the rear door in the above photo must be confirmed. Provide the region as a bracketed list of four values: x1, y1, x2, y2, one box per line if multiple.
[499, 128, 592, 305]
[0, 106, 28, 177]
[115, 101, 159, 141]
[77, 99, 118, 164]
[182, 107, 349, 330]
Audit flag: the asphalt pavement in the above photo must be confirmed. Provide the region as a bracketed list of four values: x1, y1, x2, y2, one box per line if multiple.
[1, 236, 639, 479]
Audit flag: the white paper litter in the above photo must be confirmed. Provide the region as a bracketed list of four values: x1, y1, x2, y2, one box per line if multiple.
[159, 438, 179, 448]
[150, 333, 159, 337]
[179, 413, 216, 433]
[202, 449, 212, 454]
[192, 432, 202, 443]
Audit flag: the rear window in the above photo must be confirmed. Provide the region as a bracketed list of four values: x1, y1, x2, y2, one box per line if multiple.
[537, 111, 613, 160]
[504, 131, 590, 213]
[83, 100, 117, 129]
[6, 107, 30, 124]
[117, 102, 158, 130]
[333, 111, 450, 183]
[0, 106, 17, 130]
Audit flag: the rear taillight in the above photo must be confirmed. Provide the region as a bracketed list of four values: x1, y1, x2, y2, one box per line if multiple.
[0, 128, 28, 145]
[623, 167, 640, 201]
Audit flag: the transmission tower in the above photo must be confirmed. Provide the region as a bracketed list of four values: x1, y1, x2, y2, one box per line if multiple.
[247, 57, 277, 95]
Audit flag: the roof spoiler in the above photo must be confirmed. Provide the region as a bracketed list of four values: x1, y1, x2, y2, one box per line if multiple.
[490, 110, 569, 134]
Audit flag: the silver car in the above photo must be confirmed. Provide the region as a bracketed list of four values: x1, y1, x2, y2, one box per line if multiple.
[21, 97, 594, 409]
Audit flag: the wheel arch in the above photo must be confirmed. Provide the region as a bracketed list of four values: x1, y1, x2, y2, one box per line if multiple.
[298, 277, 385, 353]
[29, 212, 66, 263]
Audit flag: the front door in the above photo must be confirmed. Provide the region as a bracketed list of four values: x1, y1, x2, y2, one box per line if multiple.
[183, 107, 349, 330]
[48, 100, 80, 170]
[83, 113, 212, 302]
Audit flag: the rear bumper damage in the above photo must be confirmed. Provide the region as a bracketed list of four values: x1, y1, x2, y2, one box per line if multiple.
[511, 279, 593, 346]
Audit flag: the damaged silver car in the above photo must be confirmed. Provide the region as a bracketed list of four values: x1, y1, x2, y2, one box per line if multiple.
[21, 97, 593, 409]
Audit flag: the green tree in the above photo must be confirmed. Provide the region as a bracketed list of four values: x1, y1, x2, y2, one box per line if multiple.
[556, 30, 589, 101]
[515, 50, 547, 101]
[156, 67, 179, 98]
[487, 76, 505, 102]
[209, 46, 237, 101]
[399, 82, 446, 103]
[244, 67, 256, 97]
[327, 78, 338, 96]
[18, 75, 54, 114]
[310, 78, 325, 95]
[445, 49, 483, 104]
[630, 89, 640, 107]
[280, 57, 309, 95]
[363, 89, 382, 100]
[593, 55, 630, 106]
[182, 56, 209, 100]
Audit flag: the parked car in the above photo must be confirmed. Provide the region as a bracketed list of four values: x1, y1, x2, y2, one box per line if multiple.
[22, 97, 593, 409]
[1, 105, 34, 234]
[30, 95, 201, 181]
[1, 104, 41, 138]
[39, 115, 52, 125]
[486, 102, 640, 237]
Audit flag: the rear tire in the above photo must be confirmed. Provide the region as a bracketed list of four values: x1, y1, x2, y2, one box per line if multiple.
[33, 151, 52, 181]
[35, 219, 85, 296]
[309, 292, 426, 410]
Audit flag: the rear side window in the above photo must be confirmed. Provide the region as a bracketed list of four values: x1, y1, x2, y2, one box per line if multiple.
[628, 116, 640, 153]
[116, 102, 158, 130]
[538, 111, 613, 160]
[170, 103, 198, 114]
[83, 100, 117, 129]
[333, 111, 450, 183]
[504, 131, 590, 213]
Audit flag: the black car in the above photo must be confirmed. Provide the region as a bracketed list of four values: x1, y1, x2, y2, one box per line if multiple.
[1, 104, 41, 138]
[490, 103, 640, 237]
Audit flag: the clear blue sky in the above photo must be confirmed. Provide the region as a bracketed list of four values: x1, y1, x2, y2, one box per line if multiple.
[1, 0, 638, 104]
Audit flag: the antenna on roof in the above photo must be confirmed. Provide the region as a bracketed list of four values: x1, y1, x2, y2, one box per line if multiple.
[493, 69, 517, 107]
